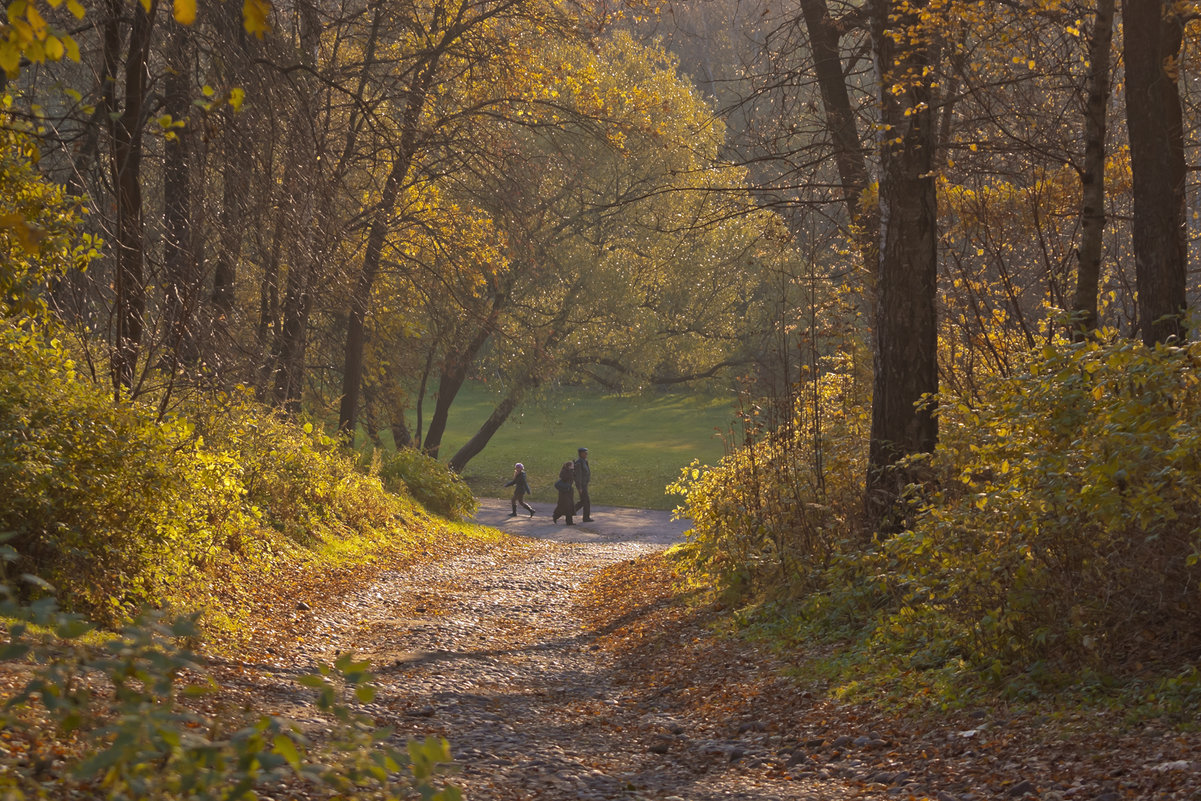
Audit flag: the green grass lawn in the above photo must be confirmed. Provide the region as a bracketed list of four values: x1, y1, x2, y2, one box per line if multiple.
[419, 384, 735, 510]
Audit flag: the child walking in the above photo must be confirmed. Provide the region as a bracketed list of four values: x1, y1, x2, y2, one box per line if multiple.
[505, 462, 535, 517]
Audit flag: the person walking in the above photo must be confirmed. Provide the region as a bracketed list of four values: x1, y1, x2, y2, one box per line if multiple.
[573, 447, 593, 522]
[504, 462, 535, 517]
[552, 461, 576, 525]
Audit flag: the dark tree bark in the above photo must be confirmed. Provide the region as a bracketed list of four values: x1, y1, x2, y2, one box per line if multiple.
[108, 0, 158, 393]
[1071, 0, 1115, 338]
[797, 0, 881, 343]
[255, 208, 286, 366]
[264, 0, 327, 409]
[420, 321, 498, 458]
[210, 0, 253, 315]
[337, 36, 445, 435]
[210, 116, 250, 314]
[447, 388, 526, 473]
[798, 0, 876, 240]
[162, 24, 197, 365]
[1122, 0, 1188, 345]
[391, 417, 413, 450]
[338, 158, 407, 435]
[865, 0, 940, 521]
[270, 277, 313, 413]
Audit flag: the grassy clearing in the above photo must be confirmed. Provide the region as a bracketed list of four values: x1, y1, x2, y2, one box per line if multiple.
[418, 384, 736, 510]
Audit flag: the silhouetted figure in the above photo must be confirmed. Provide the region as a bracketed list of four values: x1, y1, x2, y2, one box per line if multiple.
[573, 447, 592, 522]
[505, 462, 534, 517]
[552, 461, 575, 525]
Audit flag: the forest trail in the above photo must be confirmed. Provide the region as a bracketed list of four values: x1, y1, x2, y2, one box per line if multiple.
[248, 501, 873, 799]
[225, 501, 1199, 801]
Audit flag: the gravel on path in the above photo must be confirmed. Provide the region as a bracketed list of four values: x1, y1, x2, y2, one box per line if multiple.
[472, 497, 690, 546]
[245, 502, 880, 800]
[221, 503, 1201, 801]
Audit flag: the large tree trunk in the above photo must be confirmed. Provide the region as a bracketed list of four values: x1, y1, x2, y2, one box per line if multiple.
[338, 159, 406, 436]
[798, 0, 880, 336]
[270, 275, 313, 413]
[1071, 0, 1115, 338]
[108, 0, 158, 394]
[162, 24, 196, 366]
[338, 19, 451, 436]
[448, 388, 526, 473]
[337, 55, 443, 436]
[865, 0, 940, 522]
[798, 0, 876, 242]
[210, 115, 250, 315]
[420, 323, 497, 459]
[1122, 0, 1188, 346]
[210, 0, 253, 316]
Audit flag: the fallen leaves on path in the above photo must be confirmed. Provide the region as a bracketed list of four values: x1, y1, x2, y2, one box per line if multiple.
[577, 553, 1201, 801]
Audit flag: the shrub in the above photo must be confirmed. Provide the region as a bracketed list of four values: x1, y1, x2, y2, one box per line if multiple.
[188, 391, 418, 548]
[0, 562, 460, 801]
[674, 334, 1201, 698]
[668, 361, 869, 600]
[0, 321, 439, 624]
[882, 335, 1201, 679]
[0, 323, 253, 622]
[379, 448, 478, 521]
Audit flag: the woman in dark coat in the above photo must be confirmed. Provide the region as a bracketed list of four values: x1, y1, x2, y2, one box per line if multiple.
[552, 461, 576, 525]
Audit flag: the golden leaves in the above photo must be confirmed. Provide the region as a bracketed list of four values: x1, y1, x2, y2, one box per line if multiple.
[243, 0, 272, 37]
[0, 212, 49, 252]
[173, 0, 196, 25]
[0, 0, 80, 78]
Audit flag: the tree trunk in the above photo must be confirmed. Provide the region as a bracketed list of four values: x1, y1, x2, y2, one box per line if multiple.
[162, 25, 196, 365]
[448, 388, 526, 473]
[210, 0, 252, 315]
[865, 0, 940, 522]
[211, 115, 250, 314]
[108, 0, 158, 394]
[1122, 0, 1188, 345]
[338, 160, 406, 436]
[338, 29, 447, 436]
[420, 323, 497, 458]
[391, 416, 413, 450]
[798, 0, 876, 238]
[798, 0, 880, 328]
[270, 276, 313, 413]
[1071, 0, 1115, 338]
[255, 208, 286, 370]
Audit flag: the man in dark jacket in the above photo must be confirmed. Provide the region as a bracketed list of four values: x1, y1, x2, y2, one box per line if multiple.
[574, 447, 592, 522]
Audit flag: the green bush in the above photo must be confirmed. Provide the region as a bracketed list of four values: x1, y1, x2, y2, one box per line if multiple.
[189, 390, 417, 548]
[880, 336, 1201, 679]
[379, 448, 478, 521]
[0, 324, 253, 622]
[0, 560, 459, 801]
[674, 336, 1201, 699]
[668, 360, 869, 600]
[0, 321, 440, 624]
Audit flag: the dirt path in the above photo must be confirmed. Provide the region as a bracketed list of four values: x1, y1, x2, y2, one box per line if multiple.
[231, 501, 1199, 800]
[250, 501, 862, 799]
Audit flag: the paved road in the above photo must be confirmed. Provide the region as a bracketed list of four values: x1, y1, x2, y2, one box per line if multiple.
[472, 497, 691, 546]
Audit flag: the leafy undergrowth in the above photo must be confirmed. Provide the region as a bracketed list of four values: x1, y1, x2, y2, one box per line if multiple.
[0, 523, 511, 800]
[578, 553, 1201, 800]
[670, 336, 1201, 704]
